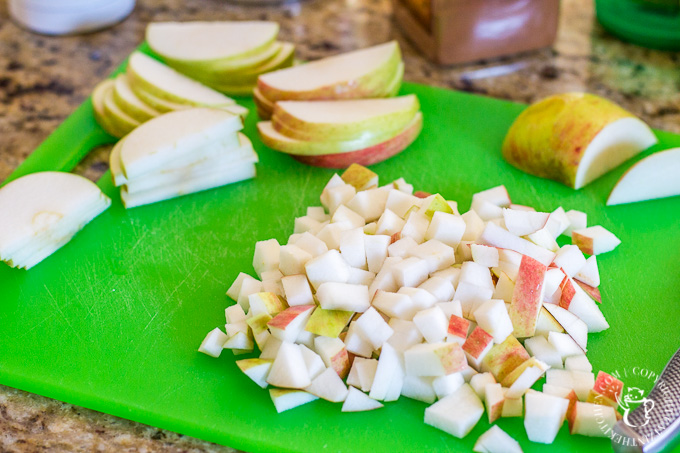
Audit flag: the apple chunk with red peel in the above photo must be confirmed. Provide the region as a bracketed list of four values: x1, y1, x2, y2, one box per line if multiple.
[404, 342, 468, 377]
[572, 225, 621, 255]
[607, 147, 680, 205]
[462, 327, 495, 370]
[267, 305, 315, 342]
[502, 92, 657, 189]
[259, 112, 423, 169]
[481, 335, 530, 383]
[508, 255, 547, 338]
[587, 370, 624, 408]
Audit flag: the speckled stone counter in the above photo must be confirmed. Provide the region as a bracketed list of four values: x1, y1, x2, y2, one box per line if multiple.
[0, 0, 678, 451]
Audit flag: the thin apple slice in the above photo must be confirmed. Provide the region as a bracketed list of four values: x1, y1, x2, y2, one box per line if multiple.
[269, 388, 318, 413]
[92, 79, 128, 138]
[103, 83, 142, 135]
[272, 95, 420, 142]
[257, 41, 401, 101]
[0, 172, 111, 269]
[286, 113, 424, 169]
[146, 21, 280, 68]
[127, 52, 235, 107]
[607, 147, 680, 205]
[502, 93, 657, 189]
[113, 74, 160, 122]
[176, 42, 284, 81]
[117, 107, 242, 181]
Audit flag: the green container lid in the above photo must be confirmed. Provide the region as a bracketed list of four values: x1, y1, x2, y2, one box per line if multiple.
[595, 0, 680, 51]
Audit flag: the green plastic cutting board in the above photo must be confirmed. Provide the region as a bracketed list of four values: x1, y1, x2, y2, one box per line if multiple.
[2, 62, 680, 453]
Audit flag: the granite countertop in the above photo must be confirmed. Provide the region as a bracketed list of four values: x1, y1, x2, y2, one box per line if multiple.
[0, 0, 679, 451]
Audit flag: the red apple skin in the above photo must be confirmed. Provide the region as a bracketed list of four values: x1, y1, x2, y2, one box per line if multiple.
[576, 280, 602, 303]
[462, 326, 494, 360]
[572, 232, 595, 255]
[331, 348, 351, 379]
[267, 305, 315, 330]
[559, 276, 576, 309]
[448, 315, 470, 341]
[414, 191, 431, 198]
[508, 255, 547, 338]
[481, 336, 530, 383]
[436, 342, 468, 374]
[588, 371, 624, 407]
[565, 389, 580, 432]
[290, 114, 423, 169]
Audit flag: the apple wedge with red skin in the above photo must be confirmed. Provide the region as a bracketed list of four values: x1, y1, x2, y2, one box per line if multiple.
[508, 254, 547, 338]
[258, 112, 423, 169]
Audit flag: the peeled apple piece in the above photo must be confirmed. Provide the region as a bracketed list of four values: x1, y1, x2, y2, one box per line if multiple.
[502, 93, 658, 189]
[0, 172, 111, 269]
[117, 107, 243, 181]
[607, 147, 680, 205]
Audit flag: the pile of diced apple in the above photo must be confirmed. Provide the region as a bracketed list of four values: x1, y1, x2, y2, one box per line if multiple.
[0, 171, 111, 269]
[200, 164, 625, 450]
[109, 108, 258, 208]
[92, 51, 248, 138]
[146, 21, 295, 97]
[254, 42, 421, 168]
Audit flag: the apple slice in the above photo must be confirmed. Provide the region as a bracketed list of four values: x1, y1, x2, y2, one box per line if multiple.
[235, 358, 272, 389]
[481, 335, 530, 383]
[127, 52, 235, 107]
[113, 74, 160, 122]
[502, 92, 657, 189]
[103, 84, 141, 134]
[508, 254, 547, 338]
[607, 147, 680, 205]
[92, 79, 127, 138]
[257, 41, 401, 102]
[272, 95, 420, 142]
[147, 21, 279, 67]
[0, 172, 111, 269]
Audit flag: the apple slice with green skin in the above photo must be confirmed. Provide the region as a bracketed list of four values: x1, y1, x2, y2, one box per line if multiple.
[257, 41, 401, 102]
[127, 52, 236, 107]
[209, 42, 295, 85]
[269, 388, 318, 413]
[113, 74, 159, 123]
[271, 95, 420, 142]
[304, 307, 354, 338]
[92, 79, 128, 138]
[279, 113, 424, 169]
[0, 172, 111, 269]
[502, 93, 658, 189]
[607, 147, 680, 205]
[146, 21, 280, 71]
[103, 87, 141, 136]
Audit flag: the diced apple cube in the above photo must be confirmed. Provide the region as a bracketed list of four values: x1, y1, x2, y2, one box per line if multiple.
[432, 372, 465, 399]
[425, 211, 466, 247]
[248, 292, 288, 317]
[473, 425, 523, 453]
[473, 299, 513, 344]
[269, 388, 318, 413]
[502, 357, 550, 399]
[305, 367, 349, 402]
[198, 328, 228, 358]
[524, 335, 563, 369]
[481, 335, 530, 382]
[354, 307, 394, 349]
[461, 209, 485, 241]
[404, 342, 468, 377]
[424, 384, 484, 438]
[375, 209, 406, 236]
[546, 207, 571, 238]
[388, 236, 418, 258]
[553, 244, 587, 277]
[298, 344, 326, 380]
[369, 342, 404, 401]
[575, 255, 600, 287]
[344, 321, 374, 357]
[305, 249, 350, 289]
[346, 187, 390, 223]
[524, 389, 569, 444]
[564, 209, 587, 236]
[293, 231, 329, 257]
[503, 208, 549, 236]
[342, 386, 384, 412]
[332, 204, 365, 229]
[279, 244, 313, 276]
[391, 256, 430, 288]
[281, 274, 314, 306]
[236, 358, 272, 389]
[418, 276, 454, 302]
[502, 396, 523, 418]
[387, 318, 423, 352]
[266, 341, 311, 389]
[225, 304, 247, 324]
[413, 305, 449, 343]
[485, 382, 505, 423]
[304, 307, 353, 338]
[364, 234, 391, 273]
[462, 326, 495, 370]
[410, 239, 456, 273]
[565, 355, 592, 372]
[469, 372, 497, 402]
[568, 401, 617, 437]
[587, 371, 623, 408]
[316, 282, 370, 312]
[470, 244, 500, 268]
[314, 336, 351, 379]
[267, 305, 315, 342]
[447, 314, 470, 345]
[401, 375, 437, 403]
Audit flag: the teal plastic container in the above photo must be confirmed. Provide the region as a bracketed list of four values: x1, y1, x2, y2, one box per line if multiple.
[595, 0, 680, 50]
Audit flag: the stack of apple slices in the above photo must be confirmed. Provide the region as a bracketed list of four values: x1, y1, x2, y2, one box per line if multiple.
[146, 21, 295, 97]
[109, 108, 257, 208]
[0, 172, 111, 269]
[254, 41, 404, 119]
[257, 95, 423, 168]
[200, 164, 624, 447]
[92, 51, 248, 138]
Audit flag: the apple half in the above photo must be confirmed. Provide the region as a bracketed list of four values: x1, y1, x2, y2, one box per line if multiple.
[607, 147, 680, 205]
[502, 93, 658, 189]
[0, 171, 111, 269]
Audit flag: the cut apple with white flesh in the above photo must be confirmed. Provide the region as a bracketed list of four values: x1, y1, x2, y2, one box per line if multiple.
[502, 92, 658, 189]
[269, 388, 318, 413]
[0, 172, 111, 269]
[272, 95, 420, 142]
[116, 108, 243, 181]
[607, 147, 680, 205]
[92, 79, 130, 138]
[113, 74, 160, 123]
[473, 425, 522, 453]
[147, 21, 279, 67]
[127, 52, 236, 107]
[524, 389, 569, 443]
[424, 384, 484, 439]
[103, 86, 141, 134]
[342, 386, 383, 412]
[257, 41, 401, 102]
